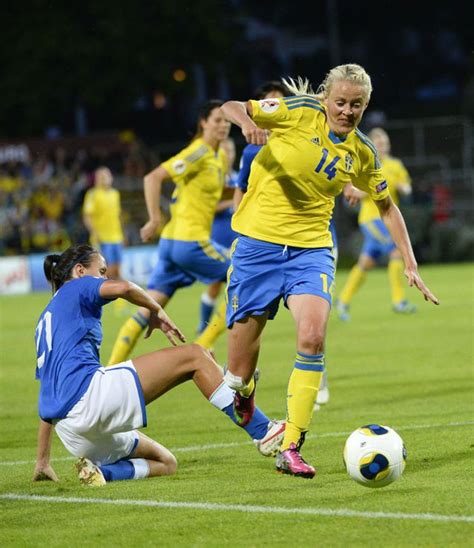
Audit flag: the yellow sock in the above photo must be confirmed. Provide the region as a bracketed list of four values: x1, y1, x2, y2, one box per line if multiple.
[113, 298, 128, 317]
[338, 265, 367, 305]
[194, 300, 227, 349]
[107, 312, 148, 365]
[281, 353, 324, 451]
[388, 258, 405, 304]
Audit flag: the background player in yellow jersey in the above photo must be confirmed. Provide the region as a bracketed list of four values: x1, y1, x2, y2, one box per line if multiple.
[108, 101, 232, 365]
[82, 167, 124, 279]
[195, 82, 290, 351]
[196, 137, 238, 338]
[336, 127, 416, 320]
[220, 64, 439, 478]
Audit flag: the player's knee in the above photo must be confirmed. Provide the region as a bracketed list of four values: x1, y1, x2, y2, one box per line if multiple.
[298, 325, 325, 354]
[190, 343, 214, 367]
[163, 453, 178, 476]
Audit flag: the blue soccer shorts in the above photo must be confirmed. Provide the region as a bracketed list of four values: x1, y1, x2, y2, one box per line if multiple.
[360, 219, 396, 260]
[211, 208, 238, 250]
[226, 235, 335, 327]
[100, 242, 124, 266]
[147, 238, 231, 297]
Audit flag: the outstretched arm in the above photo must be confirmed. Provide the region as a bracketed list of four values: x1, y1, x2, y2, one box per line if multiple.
[100, 280, 186, 345]
[376, 196, 439, 305]
[32, 419, 59, 482]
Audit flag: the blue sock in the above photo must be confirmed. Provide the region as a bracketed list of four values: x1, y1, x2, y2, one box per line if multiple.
[198, 296, 215, 333]
[99, 459, 135, 482]
[222, 404, 269, 440]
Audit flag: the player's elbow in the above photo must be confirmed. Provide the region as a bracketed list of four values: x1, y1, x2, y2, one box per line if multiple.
[144, 167, 163, 187]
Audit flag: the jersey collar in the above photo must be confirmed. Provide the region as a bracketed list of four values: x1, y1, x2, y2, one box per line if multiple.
[328, 130, 347, 144]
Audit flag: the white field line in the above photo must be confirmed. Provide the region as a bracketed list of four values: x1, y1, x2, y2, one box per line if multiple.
[0, 420, 472, 467]
[0, 494, 472, 523]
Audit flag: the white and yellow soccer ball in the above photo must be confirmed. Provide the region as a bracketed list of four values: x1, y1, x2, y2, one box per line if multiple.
[343, 424, 406, 488]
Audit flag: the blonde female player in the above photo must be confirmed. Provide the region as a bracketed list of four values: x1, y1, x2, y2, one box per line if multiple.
[220, 64, 439, 479]
[33, 245, 285, 486]
[108, 100, 232, 365]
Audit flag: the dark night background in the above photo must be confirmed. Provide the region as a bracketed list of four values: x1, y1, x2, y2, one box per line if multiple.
[0, 0, 472, 262]
[1, 0, 472, 142]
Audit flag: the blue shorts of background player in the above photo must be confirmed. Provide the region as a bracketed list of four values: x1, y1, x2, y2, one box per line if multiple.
[211, 208, 238, 250]
[100, 242, 123, 266]
[360, 219, 396, 261]
[226, 236, 335, 328]
[148, 238, 230, 298]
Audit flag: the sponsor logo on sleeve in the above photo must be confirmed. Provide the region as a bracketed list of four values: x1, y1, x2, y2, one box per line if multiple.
[376, 180, 388, 193]
[259, 99, 280, 113]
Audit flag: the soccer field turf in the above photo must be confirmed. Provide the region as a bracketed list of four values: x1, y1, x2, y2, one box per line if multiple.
[1, 263, 473, 546]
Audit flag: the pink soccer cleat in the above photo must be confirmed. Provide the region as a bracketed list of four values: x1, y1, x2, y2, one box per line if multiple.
[275, 443, 316, 479]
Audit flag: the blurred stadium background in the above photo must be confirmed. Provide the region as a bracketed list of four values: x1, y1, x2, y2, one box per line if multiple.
[0, 0, 472, 293]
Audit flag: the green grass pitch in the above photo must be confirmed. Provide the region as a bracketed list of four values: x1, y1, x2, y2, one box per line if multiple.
[1, 263, 473, 546]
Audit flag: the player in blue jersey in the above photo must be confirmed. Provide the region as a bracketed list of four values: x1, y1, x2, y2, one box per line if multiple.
[220, 64, 439, 479]
[32, 244, 285, 485]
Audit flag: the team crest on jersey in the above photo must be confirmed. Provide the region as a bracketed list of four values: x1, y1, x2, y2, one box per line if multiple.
[344, 153, 354, 172]
[259, 99, 280, 113]
[311, 137, 321, 146]
[172, 159, 187, 175]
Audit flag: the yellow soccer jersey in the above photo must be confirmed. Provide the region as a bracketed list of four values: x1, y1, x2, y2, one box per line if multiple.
[82, 187, 123, 243]
[358, 156, 411, 225]
[232, 96, 389, 248]
[160, 137, 226, 241]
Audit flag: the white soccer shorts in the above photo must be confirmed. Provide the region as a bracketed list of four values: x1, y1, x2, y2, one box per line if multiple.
[54, 361, 147, 465]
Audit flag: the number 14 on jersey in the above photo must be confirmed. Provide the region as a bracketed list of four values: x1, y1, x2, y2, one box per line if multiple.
[315, 148, 340, 181]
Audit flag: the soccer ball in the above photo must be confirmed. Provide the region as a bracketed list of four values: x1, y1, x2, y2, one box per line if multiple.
[343, 424, 406, 488]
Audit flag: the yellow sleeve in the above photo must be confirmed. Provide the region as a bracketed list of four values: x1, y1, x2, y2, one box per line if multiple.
[82, 190, 96, 215]
[249, 98, 293, 130]
[353, 147, 390, 202]
[115, 189, 122, 214]
[161, 141, 207, 185]
[395, 158, 411, 186]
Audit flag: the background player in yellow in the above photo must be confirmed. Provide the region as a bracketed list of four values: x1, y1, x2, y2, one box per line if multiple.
[82, 167, 124, 280]
[195, 137, 239, 342]
[336, 127, 416, 320]
[108, 101, 232, 365]
[195, 82, 290, 352]
[220, 64, 439, 478]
